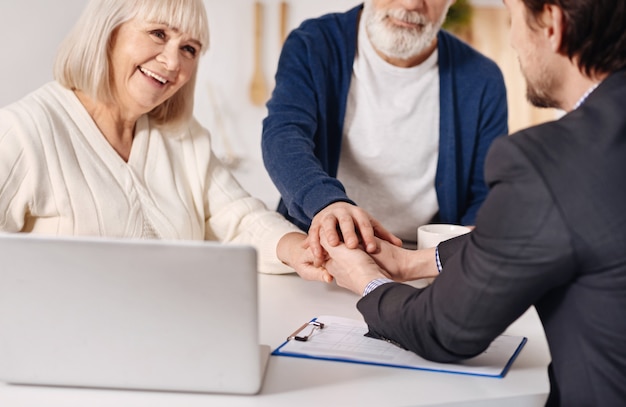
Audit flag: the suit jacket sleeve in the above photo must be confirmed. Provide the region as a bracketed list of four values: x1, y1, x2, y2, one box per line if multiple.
[357, 136, 576, 363]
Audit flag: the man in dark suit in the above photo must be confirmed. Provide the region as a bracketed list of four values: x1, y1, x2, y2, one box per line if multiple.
[319, 0, 626, 405]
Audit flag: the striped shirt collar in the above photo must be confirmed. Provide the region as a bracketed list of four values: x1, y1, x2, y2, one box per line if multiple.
[573, 83, 600, 110]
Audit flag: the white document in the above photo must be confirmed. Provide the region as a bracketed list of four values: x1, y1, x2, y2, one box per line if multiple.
[273, 315, 526, 378]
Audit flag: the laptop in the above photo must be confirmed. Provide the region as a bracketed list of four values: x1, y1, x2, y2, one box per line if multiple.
[0, 233, 270, 394]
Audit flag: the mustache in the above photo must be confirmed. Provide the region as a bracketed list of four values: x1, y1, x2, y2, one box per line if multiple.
[383, 8, 428, 27]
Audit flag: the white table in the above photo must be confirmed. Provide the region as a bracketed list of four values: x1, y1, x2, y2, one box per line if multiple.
[0, 274, 550, 407]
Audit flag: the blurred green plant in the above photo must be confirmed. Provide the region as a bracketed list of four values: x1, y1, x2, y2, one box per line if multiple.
[443, 0, 473, 32]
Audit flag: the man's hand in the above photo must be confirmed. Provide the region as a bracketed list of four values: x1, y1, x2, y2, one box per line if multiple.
[307, 202, 402, 266]
[277, 232, 333, 283]
[368, 239, 439, 282]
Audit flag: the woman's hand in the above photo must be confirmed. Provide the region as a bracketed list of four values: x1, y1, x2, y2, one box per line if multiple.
[277, 232, 333, 283]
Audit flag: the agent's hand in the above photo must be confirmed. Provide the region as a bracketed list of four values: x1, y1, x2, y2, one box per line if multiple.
[277, 232, 333, 283]
[307, 202, 402, 267]
[319, 234, 388, 295]
[368, 238, 439, 282]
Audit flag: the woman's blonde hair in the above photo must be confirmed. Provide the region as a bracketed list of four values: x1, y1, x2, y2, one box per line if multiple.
[54, 0, 209, 126]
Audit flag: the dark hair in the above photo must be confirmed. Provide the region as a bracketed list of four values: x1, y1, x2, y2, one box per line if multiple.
[521, 0, 626, 76]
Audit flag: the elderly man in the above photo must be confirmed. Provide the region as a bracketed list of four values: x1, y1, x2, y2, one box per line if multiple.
[321, 0, 626, 405]
[262, 0, 508, 275]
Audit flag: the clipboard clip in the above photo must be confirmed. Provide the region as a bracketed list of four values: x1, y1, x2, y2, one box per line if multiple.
[287, 320, 325, 342]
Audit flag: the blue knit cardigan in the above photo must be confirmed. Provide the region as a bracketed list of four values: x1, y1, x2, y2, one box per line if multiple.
[262, 4, 508, 231]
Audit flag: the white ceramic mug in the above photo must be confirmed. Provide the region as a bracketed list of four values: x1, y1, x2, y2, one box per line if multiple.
[417, 224, 472, 250]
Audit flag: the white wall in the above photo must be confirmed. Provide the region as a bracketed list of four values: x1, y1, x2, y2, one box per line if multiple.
[0, 0, 503, 208]
[0, 0, 86, 105]
[0, 0, 363, 207]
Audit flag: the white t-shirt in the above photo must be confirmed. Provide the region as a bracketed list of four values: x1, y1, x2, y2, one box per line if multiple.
[338, 19, 440, 243]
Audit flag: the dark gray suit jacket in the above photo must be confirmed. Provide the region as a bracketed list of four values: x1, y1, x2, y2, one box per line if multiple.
[357, 70, 626, 406]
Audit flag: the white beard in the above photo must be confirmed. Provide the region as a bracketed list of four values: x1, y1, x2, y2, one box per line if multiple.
[363, 0, 451, 60]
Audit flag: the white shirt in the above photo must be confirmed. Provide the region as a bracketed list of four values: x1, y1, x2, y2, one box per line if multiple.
[338, 18, 440, 242]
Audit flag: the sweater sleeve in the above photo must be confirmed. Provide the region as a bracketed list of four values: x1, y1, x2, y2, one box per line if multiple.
[195, 121, 304, 274]
[261, 11, 357, 227]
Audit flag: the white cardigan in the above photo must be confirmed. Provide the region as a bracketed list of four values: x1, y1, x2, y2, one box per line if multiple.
[0, 82, 301, 273]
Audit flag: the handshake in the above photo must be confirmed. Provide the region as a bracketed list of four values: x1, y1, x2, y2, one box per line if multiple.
[286, 203, 470, 296]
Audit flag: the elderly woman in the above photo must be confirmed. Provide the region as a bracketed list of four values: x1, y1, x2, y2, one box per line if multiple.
[0, 0, 329, 280]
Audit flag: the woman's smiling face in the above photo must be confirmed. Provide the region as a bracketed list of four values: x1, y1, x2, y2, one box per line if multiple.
[108, 17, 202, 117]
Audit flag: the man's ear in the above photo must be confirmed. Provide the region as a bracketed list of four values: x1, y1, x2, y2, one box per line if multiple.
[540, 4, 565, 53]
